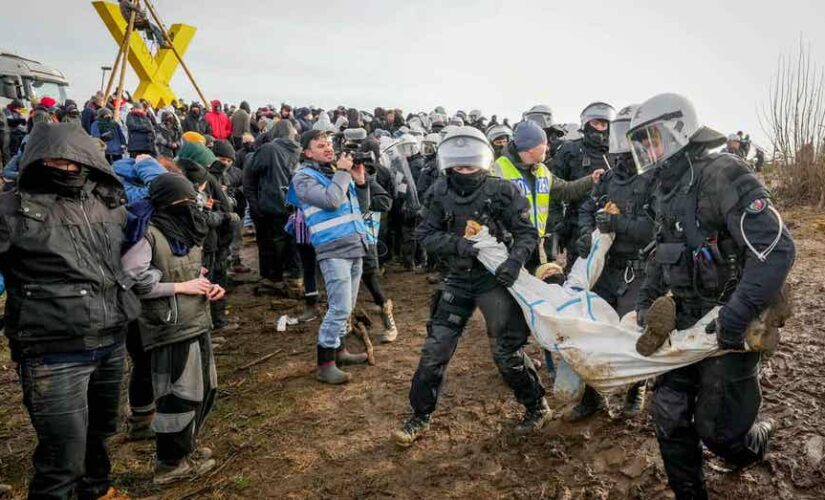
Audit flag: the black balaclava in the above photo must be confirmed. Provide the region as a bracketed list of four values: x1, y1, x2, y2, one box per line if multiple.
[611, 152, 637, 179]
[447, 169, 486, 196]
[149, 173, 209, 249]
[583, 122, 610, 152]
[30, 163, 90, 198]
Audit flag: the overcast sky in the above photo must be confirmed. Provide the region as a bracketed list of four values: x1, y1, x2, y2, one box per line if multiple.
[3, 0, 825, 147]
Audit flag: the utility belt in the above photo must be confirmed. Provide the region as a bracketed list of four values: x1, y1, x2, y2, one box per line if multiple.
[605, 254, 646, 286]
[656, 238, 740, 306]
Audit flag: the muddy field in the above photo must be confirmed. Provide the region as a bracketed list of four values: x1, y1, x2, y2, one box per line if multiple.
[1, 207, 825, 499]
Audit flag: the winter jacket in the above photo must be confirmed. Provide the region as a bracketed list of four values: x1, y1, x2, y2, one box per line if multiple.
[0, 123, 140, 360]
[181, 110, 212, 136]
[126, 110, 157, 154]
[230, 108, 251, 139]
[204, 102, 231, 140]
[243, 138, 301, 218]
[91, 119, 127, 157]
[113, 156, 166, 203]
[155, 121, 182, 158]
[81, 102, 100, 134]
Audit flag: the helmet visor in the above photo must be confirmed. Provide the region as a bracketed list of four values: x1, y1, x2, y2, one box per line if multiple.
[437, 137, 494, 172]
[524, 112, 553, 129]
[608, 119, 632, 154]
[628, 122, 687, 174]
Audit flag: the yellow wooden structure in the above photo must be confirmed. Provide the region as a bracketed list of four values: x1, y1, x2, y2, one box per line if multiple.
[92, 1, 196, 107]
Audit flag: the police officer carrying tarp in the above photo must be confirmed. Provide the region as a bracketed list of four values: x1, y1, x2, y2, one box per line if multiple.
[568, 104, 656, 421]
[393, 126, 549, 446]
[630, 93, 795, 499]
[551, 102, 616, 271]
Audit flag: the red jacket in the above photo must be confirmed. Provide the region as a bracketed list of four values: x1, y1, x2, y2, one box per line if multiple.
[204, 101, 231, 140]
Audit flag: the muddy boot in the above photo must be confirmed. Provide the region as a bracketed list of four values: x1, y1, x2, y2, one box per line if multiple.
[230, 256, 252, 274]
[127, 413, 155, 441]
[255, 278, 287, 296]
[153, 455, 217, 485]
[285, 278, 305, 300]
[563, 385, 606, 422]
[316, 346, 350, 385]
[335, 342, 368, 366]
[298, 302, 320, 323]
[378, 299, 399, 343]
[636, 295, 677, 356]
[515, 398, 552, 433]
[0, 484, 12, 498]
[426, 272, 442, 285]
[622, 382, 647, 418]
[393, 414, 431, 447]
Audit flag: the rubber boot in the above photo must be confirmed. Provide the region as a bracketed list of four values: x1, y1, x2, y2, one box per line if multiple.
[636, 295, 677, 356]
[563, 385, 606, 422]
[515, 398, 552, 433]
[316, 346, 350, 385]
[622, 381, 647, 418]
[298, 301, 320, 323]
[378, 299, 399, 343]
[335, 342, 369, 366]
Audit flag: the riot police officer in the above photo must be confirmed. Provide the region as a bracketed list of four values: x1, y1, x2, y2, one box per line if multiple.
[393, 126, 549, 446]
[551, 102, 617, 271]
[567, 105, 656, 421]
[486, 124, 513, 158]
[522, 104, 566, 159]
[630, 93, 794, 499]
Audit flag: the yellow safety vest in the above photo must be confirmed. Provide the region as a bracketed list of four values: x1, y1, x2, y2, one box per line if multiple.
[492, 156, 553, 237]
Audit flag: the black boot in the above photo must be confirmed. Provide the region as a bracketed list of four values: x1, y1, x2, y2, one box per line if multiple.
[563, 385, 606, 422]
[393, 414, 431, 447]
[622, 381, 647, 418]
[515, 398, 552, 433]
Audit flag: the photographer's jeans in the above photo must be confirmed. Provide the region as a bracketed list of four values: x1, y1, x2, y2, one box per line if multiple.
[18, 344, 125, 500]
[318, 258, 363, 349]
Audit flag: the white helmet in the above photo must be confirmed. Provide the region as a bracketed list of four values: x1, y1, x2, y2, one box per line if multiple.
[608, 105, 638, 155]
[437, 126, 494, 172]
[580, 102, 616, 129]
[395, 133, 420, 157]
[486, 124, 513, 142]
[422, 133, 440, 156]
[523, 104, 554, 129]
[468, 109, 482, 122]
[627, 93, 726, 174]
[727, 133, 741, 143]
[439, 124, 458, 139]
[448, 116, 465, 127]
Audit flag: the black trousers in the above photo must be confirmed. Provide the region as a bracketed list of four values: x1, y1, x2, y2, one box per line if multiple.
[652, 351, 769, 499]
[252, 214, 298, 281]
[592, 263, 644, 317]
[204, 249, 229, 328]
[409, 279, 545, 416]
[126, 321, 154, 416]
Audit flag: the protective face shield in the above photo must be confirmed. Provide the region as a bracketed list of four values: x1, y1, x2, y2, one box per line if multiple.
[608, 105, 639, 155]
[627, 93, 724, 175]
[449, 117, 464, 127]
[422, 133, 440, 156]
[485, 124, 513, 143]
[468, 109, 482, 122]
[395, 134, 421, 157]
[439, 124, 458, 139]
[580, 102, 616, 129]
[523, 104, 554, 129]
[437, 126, 494, 172]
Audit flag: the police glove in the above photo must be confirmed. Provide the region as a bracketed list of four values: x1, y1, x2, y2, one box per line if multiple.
[595, 211, 619, 233]
[456, 238, 479, 258]
[576, 232, 592, 257]
[495, 258, 522, 288]
[705, 318, 746, 350]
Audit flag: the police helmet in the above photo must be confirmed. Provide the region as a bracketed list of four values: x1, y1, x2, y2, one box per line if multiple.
[608, 105, 638, 155]
[437, 126, 494, 172]
[580, 102, 616, 129]
[523, 104, 554, 129]
[486, 124, 513, 143]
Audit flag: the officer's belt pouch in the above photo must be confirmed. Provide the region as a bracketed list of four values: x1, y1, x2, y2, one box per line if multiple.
[745, 284, 793, 356]
[655, 242, 692, 288]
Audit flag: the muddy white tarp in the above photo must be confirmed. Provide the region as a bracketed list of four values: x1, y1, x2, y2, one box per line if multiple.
[467, 227, 721, 396]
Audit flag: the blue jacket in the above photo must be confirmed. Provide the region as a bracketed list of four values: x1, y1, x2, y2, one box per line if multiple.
[113, 156, 167, 203]
[91, 120, 127, 156]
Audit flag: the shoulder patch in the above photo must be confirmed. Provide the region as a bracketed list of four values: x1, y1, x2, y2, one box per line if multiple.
[745, 198, 768, 214]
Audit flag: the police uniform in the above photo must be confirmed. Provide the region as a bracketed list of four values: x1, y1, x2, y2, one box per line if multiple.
[638, 152, 795, 498]
[408, 174, 545, 417]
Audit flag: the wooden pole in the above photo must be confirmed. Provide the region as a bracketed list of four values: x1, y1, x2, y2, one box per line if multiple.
[113, 0, 139, 122]
[103, 38, 126, 102]
[143, 0, 209, 107]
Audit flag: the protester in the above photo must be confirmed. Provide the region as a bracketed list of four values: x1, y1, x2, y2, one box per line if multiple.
[204, 100, 232, 140]
[127, 102, 158, 157]
[91, 107, 128, 163]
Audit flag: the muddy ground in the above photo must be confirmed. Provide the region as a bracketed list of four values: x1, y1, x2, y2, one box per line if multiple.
[1, 206, 825, 499]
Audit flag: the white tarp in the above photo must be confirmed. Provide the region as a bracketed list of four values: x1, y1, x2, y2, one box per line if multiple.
[467, 227, 721, 396]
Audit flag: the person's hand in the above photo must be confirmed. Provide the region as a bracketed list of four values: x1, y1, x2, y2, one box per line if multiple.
[707, 315, 746, 350]
[591, 168, 605, 183]
[207, 284, 225, 301]
[595, 210, 618, 233]
[175, 277, 212, 295]
[351, 163, 367, 186]
[576, 232, 592, 257]
[456, 238, 479, 258]
[495, 258, 522, 288]
[225, 212, 241, 224]
[135, 154, 153, 163]
[204, 197, 215, 210]
[337, 152, 354, 172]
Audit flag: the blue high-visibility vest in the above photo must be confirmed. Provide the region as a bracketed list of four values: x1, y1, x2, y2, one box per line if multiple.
[287, 167, 367, 248]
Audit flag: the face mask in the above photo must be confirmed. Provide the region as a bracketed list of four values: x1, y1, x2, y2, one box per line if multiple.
[584, 123, 609, 152]
[447, 169, 486, 196]
[39, 165, 90, 197]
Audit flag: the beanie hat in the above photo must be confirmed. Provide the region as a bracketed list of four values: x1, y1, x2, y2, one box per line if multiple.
[39, 96, 57, 109]
[97, 107, 113, 120]
[177, 141, 216, 168]
[212, 139, 235, 160]
[182, 131, 206, 145]
[177, 158, 208, 185]
[513, 121, 547, 152]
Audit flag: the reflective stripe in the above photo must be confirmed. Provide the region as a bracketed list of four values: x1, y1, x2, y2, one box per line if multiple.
[303, 206, 323, 218]
[309, 213, 362, 234]
[492, 156, 553, 237]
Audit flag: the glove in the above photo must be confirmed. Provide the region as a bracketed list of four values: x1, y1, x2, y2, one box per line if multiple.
[636, 308, 648, 328]
[595, 211, 619, 233]
[576, 232, 592, 257]
[495, 258, 521, 288]
[705, 317, 746, 350]
[456, 238, 479, 258]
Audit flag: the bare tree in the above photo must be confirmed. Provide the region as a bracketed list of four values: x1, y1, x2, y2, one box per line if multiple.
[760, 37, 825, 206]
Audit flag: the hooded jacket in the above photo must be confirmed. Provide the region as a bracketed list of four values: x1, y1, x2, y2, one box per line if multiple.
[205, 100, 232, 140]
[230, 105, 251, 139]
[243, 138, 301, 218]
[182, 107, 213, 136]
[0, 123, 139, 360]
[126, 109, 157, 154]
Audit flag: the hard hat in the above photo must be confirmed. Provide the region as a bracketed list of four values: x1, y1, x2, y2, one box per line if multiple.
[437, 126, 494, 172]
